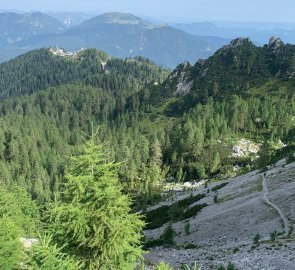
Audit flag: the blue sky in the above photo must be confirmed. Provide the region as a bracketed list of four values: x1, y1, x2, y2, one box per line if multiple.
[0, 0, 294, 22]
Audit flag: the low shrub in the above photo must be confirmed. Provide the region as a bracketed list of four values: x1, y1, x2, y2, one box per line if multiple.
[178, 194, 206, 207]
[153, 262, 174, 270]
[181, 262, 202, 270]
[227, 262, 238, 270]
[288, 225, 294, 237]
[183, 243, 199, 249]
[211, 182, 228, 192]
[213, 194, 218, 203]
[145, 193, 206, 229]
[184, 204, 208, 219]
[253, 233, 260, 245]
[184, 222, 190, 235]
[160, 224, 176, 245]
[270, 231, 277, 242]
[144, 224, 177, 248]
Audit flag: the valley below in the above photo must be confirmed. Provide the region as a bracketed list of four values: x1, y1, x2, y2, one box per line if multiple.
[144, 159, 295, 269]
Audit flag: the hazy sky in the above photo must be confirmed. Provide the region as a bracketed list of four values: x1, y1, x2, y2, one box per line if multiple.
[0, 0, 294, 23]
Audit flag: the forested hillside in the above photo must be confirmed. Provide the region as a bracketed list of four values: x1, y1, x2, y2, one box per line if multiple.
[0, 48, 169, 204]
[136, 37, 295, 110]
[0, 38, 295, 206]
[0, 48, 167, 98]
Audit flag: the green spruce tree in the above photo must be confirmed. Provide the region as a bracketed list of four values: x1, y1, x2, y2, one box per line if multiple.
[48, 132, 144, 270]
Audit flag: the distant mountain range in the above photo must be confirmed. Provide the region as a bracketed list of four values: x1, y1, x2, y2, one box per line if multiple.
[3, 11, 295, 67]
[0, 11, 66, 62]
[0, 11, 65, 46]
[172, 21, 295, 45]
[0, 11, 228, 67]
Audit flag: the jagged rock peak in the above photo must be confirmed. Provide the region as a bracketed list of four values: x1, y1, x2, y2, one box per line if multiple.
[167, 61, 193, 95]
[220, 37, 253, 52]
[175, 61, 191, 71]
[228, 37, 252, 48]
[197, 59, 206, 66]
[268, 36, 285, 50]
[168, 61, 191, 77]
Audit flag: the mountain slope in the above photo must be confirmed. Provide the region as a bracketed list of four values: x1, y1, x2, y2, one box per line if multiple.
[134, 37, 295, 115]
[76, 12, 154, 27]
[15, 12, 228, 67]
[47, 12, 92, 28]
[145, 160, 295, 269]
[0, 12, 66, 62]
[0, 12, 65, 47]
[0, 47, 168, 99]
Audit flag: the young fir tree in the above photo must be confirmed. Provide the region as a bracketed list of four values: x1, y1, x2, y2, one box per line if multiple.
[26, 234, 81, 270]
[48, 132, 144, 270]
[0, 185, 39, 270]
[0, 217, 23, 270]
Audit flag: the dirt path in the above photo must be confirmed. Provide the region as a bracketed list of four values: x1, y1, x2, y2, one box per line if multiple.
[262, 173, 289, 235]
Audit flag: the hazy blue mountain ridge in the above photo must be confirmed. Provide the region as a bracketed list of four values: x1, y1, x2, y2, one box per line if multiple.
[0, 11, 229, 67]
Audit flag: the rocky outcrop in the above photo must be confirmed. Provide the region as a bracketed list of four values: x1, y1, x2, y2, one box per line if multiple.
[227, 37, 252, 48]
[232, 139, 261, 158]
[219, 37, 253, 53]
[167, 62, 194, 95]
[20, 237, 39, 249]
[268, 36, 285, 51]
